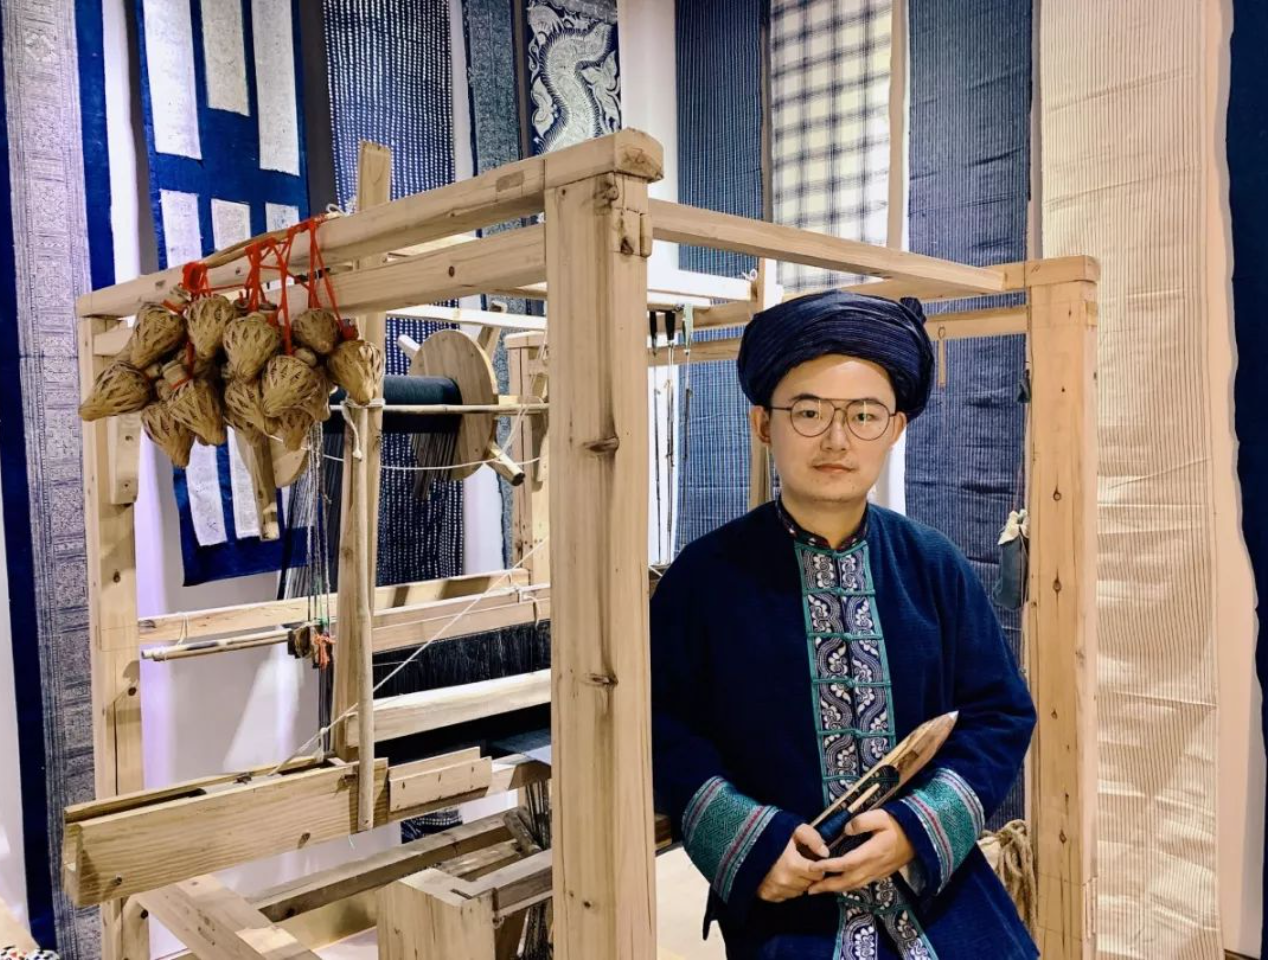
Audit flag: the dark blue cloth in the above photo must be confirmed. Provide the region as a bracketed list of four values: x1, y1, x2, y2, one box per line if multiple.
[1226, 0, 1268, 955]
[651, 502, 1037, 959]
[737, 292, 935, 417]
[903, 0, 1032, 826]
[673, 0, 764, 550]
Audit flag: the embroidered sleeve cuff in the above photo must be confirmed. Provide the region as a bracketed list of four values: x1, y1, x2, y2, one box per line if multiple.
[682, 777, 801, 914]
[883, 767, 985, 896]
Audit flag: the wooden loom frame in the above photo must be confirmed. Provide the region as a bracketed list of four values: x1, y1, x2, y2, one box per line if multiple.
[69, 131, 1097, 959]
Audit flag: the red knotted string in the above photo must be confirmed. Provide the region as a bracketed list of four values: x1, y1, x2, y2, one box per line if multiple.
[303, 216, 357, 341]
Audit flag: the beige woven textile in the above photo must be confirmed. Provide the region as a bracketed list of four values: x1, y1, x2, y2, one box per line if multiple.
[1040, 1, 1229, 957]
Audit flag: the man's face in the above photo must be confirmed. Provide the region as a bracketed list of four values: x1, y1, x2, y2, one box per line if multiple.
[749, 354, 907, 508]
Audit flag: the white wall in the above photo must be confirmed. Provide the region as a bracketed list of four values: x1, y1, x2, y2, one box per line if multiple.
[0, 460, 26, 926]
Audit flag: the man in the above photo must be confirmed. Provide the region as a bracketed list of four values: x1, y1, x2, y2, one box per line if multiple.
[651, 291, 1037, 959]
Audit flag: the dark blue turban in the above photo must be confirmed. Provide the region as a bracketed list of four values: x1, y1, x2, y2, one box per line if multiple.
[736, 291, 935, 419]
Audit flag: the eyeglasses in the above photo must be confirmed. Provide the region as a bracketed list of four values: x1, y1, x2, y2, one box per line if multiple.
[767, 396, 895, 441]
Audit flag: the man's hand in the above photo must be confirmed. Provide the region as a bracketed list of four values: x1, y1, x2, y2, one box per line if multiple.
[807, 810, 915, 895]
[757, 824, 829, 902]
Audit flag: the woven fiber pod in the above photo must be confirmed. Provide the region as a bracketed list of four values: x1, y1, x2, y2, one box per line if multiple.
[270, 408, 315, 451]
[187, 295, 237, 360]
[223, 378, 270, 437]
[223, 311, 281, 380]
[141, 401, 195, 468]
[130, 304, 186, 369]
[261, 353, 324, 418]
[78, 361, 152, 421]
[291, 308, 341, 356]
[169, 377, 227, 447]
[327, 339, 384, 405]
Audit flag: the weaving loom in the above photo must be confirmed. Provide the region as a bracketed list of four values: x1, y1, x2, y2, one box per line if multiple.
[64, 129, 1099, 960]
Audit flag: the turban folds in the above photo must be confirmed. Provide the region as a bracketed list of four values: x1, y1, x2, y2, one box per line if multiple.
[736, 291, 935, 419]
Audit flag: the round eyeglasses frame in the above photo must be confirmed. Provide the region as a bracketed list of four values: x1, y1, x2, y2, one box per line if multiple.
[767, 396, 896, 441]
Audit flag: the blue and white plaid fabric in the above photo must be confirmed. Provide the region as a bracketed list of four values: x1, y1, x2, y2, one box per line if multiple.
[771, 0, 893, 293]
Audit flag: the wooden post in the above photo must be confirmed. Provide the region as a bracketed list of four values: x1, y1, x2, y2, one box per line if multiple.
[378, 870, 496, 960]
[508, 331, 549, 584]
[333, 143, 391, 761]
[747, 259, 780, 509]
[78, 316, 149, 959]
[1025, 274, 1098, 958]
[545, 169, 658, 956]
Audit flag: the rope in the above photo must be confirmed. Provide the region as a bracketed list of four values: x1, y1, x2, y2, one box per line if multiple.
[981, 819, 1036, 935]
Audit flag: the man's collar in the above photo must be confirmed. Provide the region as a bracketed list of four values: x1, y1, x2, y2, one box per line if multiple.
[775, 497, 868, 551]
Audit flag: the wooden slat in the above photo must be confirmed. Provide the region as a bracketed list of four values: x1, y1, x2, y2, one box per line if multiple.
[1026, 279, 1098, 959]
[249, 811, 512, 921]
[378, 870, 496, 959]
[508, 333, 550, 586]
[76, 130, 663, 319]
[459, 850, 553, 916]
[343, 670, 551, 746]
[847, 254, 1098, 302]
[388, 755, 494, 814]
[547, 173, 657, 958]
[649, 199, 1005, 296]
[435, 841, 527, 881]
[137, 876, 318, 960]
[137, 569, 528, 643]
[63, 760, 389, 906]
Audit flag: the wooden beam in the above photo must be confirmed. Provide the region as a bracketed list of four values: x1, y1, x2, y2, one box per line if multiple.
[78, 316, 149, 959]
[137, 876, 318, 960]
[64, 760, 390, 906]
[547, 173, 657, 957]
[649, 199, 1006, 296]
[748, 260, 778, 509]
[649, 306, 1032, 367]
[249, 812, 513, 921]
[75, 130, 663, 319]
[1025, 278, 1098, 959]
[344, 670, 551, 746]
[847, 254, 1099, 303]
[378, 870, 497, 960]
[331, 223, 546, 316]
[62, 755, 548, 908]
[370, 584, 550, 654]
[391, 302, 547, 331]
[137, 569, 529, 643]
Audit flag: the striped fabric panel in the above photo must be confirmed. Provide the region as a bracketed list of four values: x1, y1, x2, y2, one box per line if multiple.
[682, 776, 780, 902]
[902, 0, 1031, 824]
[770, 0, 893, 294]
[894, 767, 985, 892]
[674, 0, 765, 549]
[1041, 2, 1220, 956]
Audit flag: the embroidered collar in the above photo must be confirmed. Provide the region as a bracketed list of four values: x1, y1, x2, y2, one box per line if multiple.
[775, 497, 869, 552]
